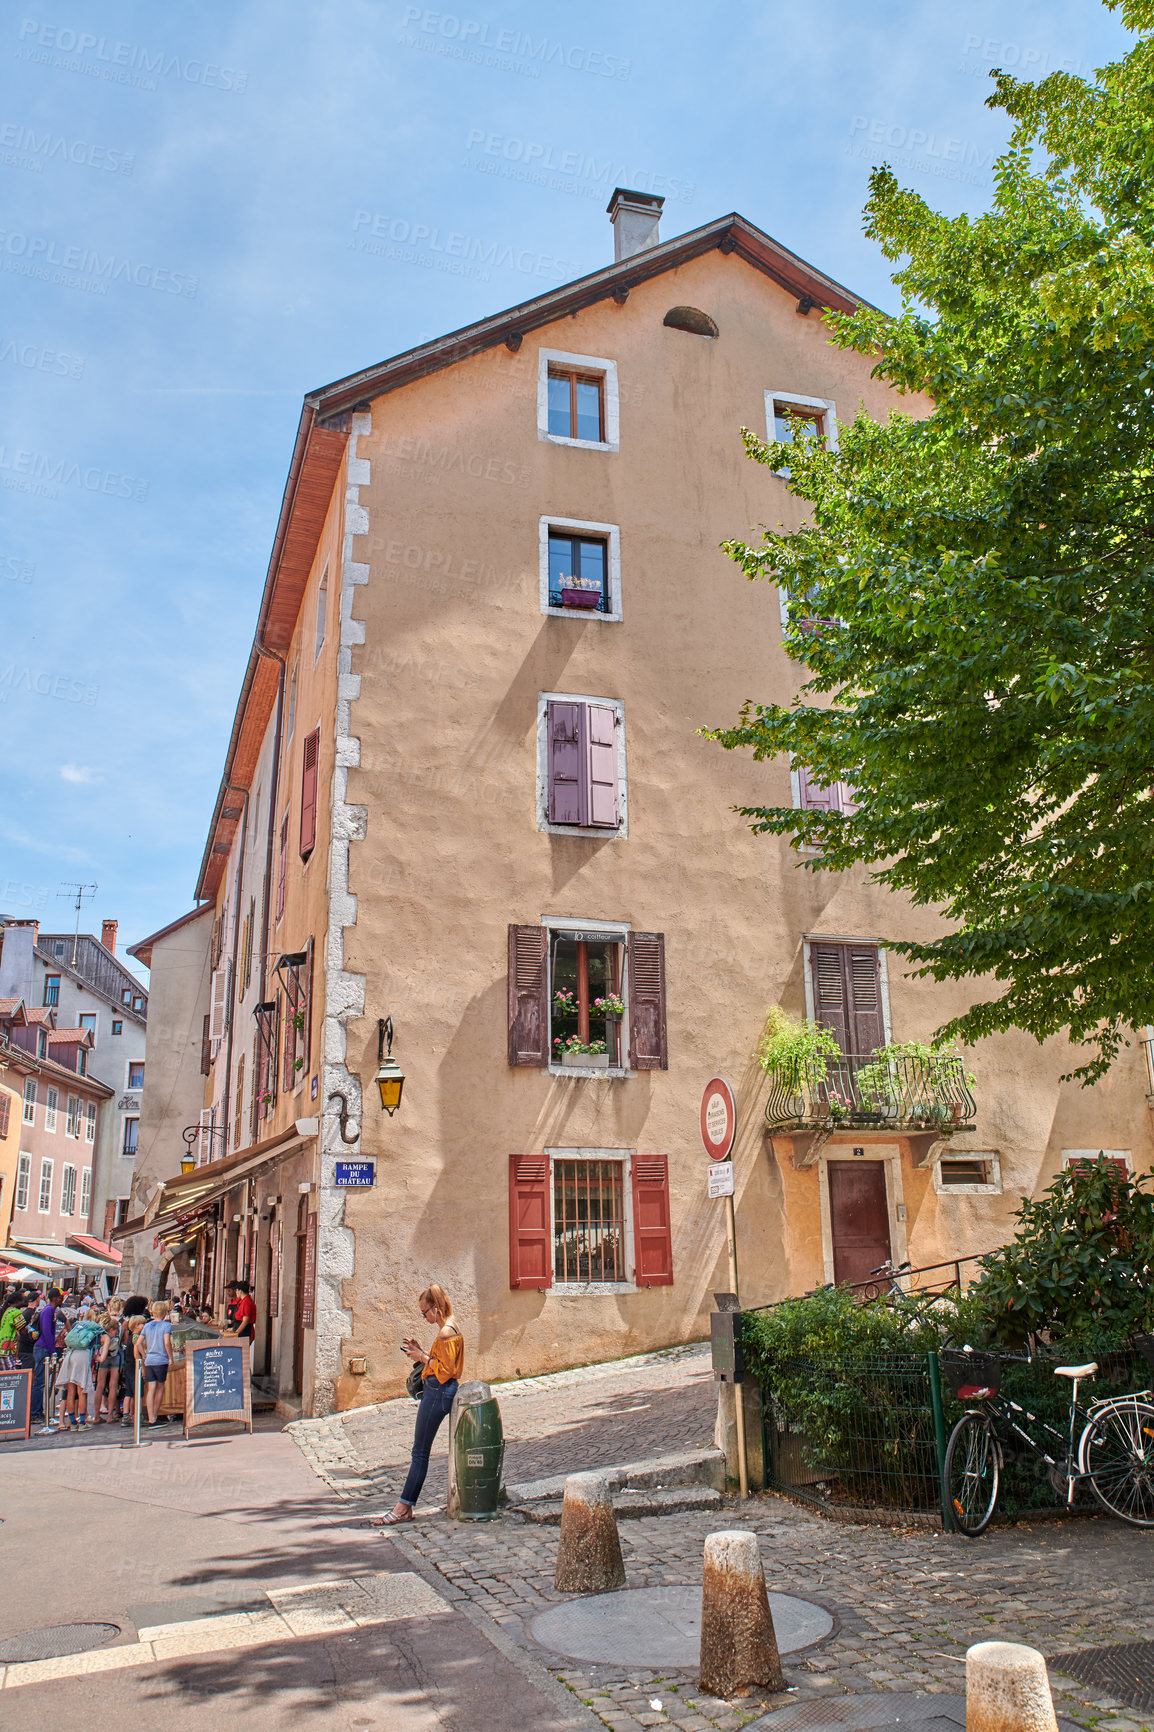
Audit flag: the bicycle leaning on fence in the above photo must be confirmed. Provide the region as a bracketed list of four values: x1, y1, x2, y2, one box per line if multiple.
[940, 1340, 1154, 1535]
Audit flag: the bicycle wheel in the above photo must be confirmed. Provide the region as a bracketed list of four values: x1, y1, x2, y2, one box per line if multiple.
[943, 1411, 1000, 1536]
[1081, 1400, 1154, 1528]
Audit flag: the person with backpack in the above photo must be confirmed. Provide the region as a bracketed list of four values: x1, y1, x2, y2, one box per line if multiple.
[92, 1301, 125, 1424]
[57, 1307, 102, 1431]
[140, 1299, 175, 1427]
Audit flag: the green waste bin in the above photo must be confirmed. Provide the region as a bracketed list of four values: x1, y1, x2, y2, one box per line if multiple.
[452, 1381, 504, 1521]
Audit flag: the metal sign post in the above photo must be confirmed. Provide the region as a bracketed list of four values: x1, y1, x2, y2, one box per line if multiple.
[121, 1354, 150, 1449]
[701, 1077, 747, 1498]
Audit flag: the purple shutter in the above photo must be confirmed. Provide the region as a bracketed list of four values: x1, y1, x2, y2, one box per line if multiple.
[628, 932, 667, 1070]
[847, 945, 884, 1055]
[585, 704, 618, 828]
[508, 925, 549, 1065]
[798, 764, 836, 811]
[838, 782, 859, 815]
[547, 701, 584, 824]
[811, 943, 851, 1054]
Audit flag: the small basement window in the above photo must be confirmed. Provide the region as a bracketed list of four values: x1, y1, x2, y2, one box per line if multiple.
[663, 306, 718, 338]
[934, 1152, 1001, 1195]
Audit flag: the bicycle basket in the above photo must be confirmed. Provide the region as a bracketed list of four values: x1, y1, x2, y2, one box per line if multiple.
[941, 1348, 1002, 1400]
[1134, 1333, 1154, 1371]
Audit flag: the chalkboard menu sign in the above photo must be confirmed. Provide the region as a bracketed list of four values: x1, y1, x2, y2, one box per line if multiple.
[183, 1337, 252, 1437]
[0, 1368, 32, 1442]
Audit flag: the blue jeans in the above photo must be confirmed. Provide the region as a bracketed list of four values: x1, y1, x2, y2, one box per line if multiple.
[400, 1376, 457, 1507]
[31, 1350, 51, 1420]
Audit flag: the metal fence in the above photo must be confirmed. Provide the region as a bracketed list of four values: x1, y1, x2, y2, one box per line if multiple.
[763, 1051, 976, 1132]
[760, 1346, 1149, 1526]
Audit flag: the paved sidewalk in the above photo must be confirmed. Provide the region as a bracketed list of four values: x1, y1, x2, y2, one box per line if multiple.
[289, 1346, 1154, 1732]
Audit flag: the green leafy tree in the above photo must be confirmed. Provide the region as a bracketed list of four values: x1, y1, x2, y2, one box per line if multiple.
[708, 0, 1154, 1079]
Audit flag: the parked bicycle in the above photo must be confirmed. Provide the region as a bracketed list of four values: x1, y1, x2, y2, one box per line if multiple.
[941, 1341, 1154, 1535]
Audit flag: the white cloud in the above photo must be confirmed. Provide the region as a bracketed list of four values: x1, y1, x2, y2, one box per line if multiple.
[59, 765, 103, 785]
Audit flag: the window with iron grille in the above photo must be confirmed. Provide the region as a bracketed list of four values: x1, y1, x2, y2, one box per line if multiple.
[15, 1153, 30, 1211]
[122, 1117, 139, 1157]
[552, 1157, 626, 1283]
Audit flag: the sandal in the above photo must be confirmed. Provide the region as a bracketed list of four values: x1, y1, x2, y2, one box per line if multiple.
[378, 1508, 413, 1525]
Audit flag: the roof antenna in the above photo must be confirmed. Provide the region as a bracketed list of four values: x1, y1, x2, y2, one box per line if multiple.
[57, 882, 98, 968]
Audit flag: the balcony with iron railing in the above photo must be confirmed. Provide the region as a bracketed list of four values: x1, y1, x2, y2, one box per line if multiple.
[764, 1051, 977, 1134]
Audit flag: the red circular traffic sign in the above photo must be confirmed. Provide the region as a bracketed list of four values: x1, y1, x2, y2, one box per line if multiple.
[700, 1076, 737, 1161]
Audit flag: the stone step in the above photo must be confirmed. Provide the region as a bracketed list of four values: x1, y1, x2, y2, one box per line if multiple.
[505, 1446, 725, 1509]
[512, 1485, 724, 1525]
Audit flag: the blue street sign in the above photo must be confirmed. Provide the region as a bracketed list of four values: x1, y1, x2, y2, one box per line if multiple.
[335, 1160, 375, 1187]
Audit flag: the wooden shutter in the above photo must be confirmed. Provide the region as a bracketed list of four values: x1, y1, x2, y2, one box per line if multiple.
[0, 1094, 9, 1139]
[586, 703, 619, 828]
[269, 1218, 281, 1317]
[300, 727, 320, 859]
[201, 1014, 211, 1076]
[847, 945, 884, 1055]
[508, 925, 549, 1066]
[631, 1154, 673, 1286]
[628, 932, 667, 1070]
[797, 764, 836, 811]
[838, 782, 859, 816]
[812, 942, 883, 1056]
[209, 966, 228, 1043]
[300, 936, 314, 1075]
[509, 1155, 552, 1289]
[547, 702, 584, 824]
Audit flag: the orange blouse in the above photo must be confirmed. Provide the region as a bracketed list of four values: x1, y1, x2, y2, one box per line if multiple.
[425, 1327, 464, 1384]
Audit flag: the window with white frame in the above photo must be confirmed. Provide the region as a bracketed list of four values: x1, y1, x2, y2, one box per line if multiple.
[38, 1158, 53, 1213]
[61, 1164, 76, 1215]
[80, 1166, 91, 1219]
[85, 1101, 96, 1143]
[537, 349, 620, 451]
[792, 763, 859, 818]
[122, 1117, 139, 1158]
[79, 1012, 96, 1036]
[14, 1153, 30, 1211]
[21, 1080, 36, 1124]
[933, 1151, 1002, 1195]
[314, 565, 328, 662]
[66, 1095, 81, 1137]
[45, 1088, 58, 1133]
[552, 1152, 629, 1286]
[128, 1061, 144, 1089]
[765, 390, 840, 454]
[540, 517, 622, 621]
[537, 694, 627, 836]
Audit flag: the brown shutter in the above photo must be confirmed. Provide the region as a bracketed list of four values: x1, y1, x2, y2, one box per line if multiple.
[631, 1154, 673, 1286]
[300, 727, 320, 859]
[269, 1218, 280, 1317]
[200, 1013, 212, 1076]
[628, 932, 667, 1070]
[847, 945, 884, 1055]
[276, 813, 289, 919]
[812, 942, 851, 1054]
[509, 1154, 552, 1289]
[0, 1094, 8, 1139]
[301, 936, 314, 1075]
[508, 925, 548, 1065]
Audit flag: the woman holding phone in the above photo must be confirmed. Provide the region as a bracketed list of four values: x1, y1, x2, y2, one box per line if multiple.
[381, 1285, 463, 1525]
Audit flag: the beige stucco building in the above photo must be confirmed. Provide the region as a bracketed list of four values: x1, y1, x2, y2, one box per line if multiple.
[121, 193, 1154, 1416]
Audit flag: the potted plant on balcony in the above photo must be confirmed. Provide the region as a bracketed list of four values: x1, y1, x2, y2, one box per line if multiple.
[558, 574, 603, 610]
[554, 1034, 611, 1069]
[854, 1041, 975, 1126]
[757, 1008, 841, 1123]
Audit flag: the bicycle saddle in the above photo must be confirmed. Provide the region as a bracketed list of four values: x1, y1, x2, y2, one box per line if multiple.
[1054, 1362, 1098, 1379]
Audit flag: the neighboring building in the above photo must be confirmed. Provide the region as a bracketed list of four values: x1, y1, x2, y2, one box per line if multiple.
[0, 918, 148, 1239]
[122, 192, 1154, 1418]
[0, 1006, 25, 1250]
[0, 1000, 116, 1280]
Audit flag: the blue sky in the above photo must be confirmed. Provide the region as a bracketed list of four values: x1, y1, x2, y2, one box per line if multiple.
[0, 0, 1129, 977]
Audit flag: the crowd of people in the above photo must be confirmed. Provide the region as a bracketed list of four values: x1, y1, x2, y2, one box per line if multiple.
[0, 1278, 258, 1433]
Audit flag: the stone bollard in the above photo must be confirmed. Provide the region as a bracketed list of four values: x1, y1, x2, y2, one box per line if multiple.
[554, 1472, 626, 1593]
[966, 1641, 1059, 1732]
[699, 1529, 785, 1700]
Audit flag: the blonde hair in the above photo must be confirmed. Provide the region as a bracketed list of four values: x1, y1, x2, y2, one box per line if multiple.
[420, 1284, 453, 1323]
[149, 1299, 169, 1320]
[106, 1297, 124, 1318]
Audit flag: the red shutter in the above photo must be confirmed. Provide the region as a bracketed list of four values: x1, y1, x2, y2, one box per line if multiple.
[628, 932, 667, 1070]
[300, 728, 320, 859]
[547, 702, 584, 824]
[0, 1094, 9, 1139]
[508, 925, 549, 1066]
[847, 945, 884, 1055]
[276, 813, 289, 919]
[301, 936, 313, 1075]
[586, 703, 618, 828]
[632, 1154, 673, 1286]
[509, 1155, 553, 1289]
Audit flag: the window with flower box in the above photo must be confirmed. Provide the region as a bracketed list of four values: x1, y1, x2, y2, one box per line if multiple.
[507, 922, 666, 1074]
[539, 517, 622, 621]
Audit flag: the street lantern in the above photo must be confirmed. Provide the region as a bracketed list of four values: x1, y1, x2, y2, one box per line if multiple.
[180, 1157, 196, 1175]
[376, 1016, 405, 1115]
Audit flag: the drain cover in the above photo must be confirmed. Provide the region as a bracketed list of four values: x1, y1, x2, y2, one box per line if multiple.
[1051, 1641, 1154, 1713]
[530, 1587, 832, 1668]
[0, 1623, 121, 1663]
[749, 1693, 1083, 1731]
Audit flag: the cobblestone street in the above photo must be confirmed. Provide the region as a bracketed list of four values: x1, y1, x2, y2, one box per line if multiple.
[290, 1347, 1154, 1732]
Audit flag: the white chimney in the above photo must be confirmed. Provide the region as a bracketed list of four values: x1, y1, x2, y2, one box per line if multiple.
[607, 188, 664, 262]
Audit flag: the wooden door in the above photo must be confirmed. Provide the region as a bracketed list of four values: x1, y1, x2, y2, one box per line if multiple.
[828, 1161, 891, 1287]
[292, 1196, 308, 1395]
